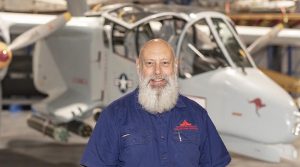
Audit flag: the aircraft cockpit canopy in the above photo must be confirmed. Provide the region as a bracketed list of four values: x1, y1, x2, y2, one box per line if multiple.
[178, 18, 229, 78]
[102, 4, 188, 62]
[211, 18, 252, 68]
[107, 5, 150, 24]
[177, 13, 254, 79]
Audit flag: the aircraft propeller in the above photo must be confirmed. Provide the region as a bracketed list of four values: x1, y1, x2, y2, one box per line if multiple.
[0, 16, 11, 44]
[246, 23, 284, 54]
[247, 7, 288, 54]
[0, 12, 72, 69]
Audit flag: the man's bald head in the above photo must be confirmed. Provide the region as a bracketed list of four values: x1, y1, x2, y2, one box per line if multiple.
[139, 39, 175, 60]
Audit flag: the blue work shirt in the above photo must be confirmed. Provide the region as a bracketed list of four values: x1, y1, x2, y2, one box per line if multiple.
[81, 89, 231, 167]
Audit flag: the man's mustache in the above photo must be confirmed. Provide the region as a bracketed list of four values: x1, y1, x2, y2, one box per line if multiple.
[145, 75, 169, 84]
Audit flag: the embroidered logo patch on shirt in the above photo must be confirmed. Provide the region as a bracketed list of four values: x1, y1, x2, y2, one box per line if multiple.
[174, 120, 198, 131]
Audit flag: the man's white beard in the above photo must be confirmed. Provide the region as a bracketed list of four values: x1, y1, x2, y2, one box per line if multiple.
[138, 72, 179, 114]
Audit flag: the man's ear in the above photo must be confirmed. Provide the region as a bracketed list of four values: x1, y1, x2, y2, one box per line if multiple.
[174, 58, 178, 68]
[136, 58, 140, 70]
[174, 58, 179, 74]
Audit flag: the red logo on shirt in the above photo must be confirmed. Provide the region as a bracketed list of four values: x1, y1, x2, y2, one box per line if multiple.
[174, 120, 198, 131]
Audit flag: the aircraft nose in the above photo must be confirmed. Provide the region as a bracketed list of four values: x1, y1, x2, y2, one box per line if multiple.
[292, 111, 300, 136]
[219, 68, 300, 143]
[247, 69, 300, 143]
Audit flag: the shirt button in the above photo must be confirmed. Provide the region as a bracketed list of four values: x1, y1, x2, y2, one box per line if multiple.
[161, 135, 165, 139]
[161, 154, 167, 160]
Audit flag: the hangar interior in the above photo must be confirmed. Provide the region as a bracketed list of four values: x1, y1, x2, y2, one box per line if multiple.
[1, 0, 300, 166]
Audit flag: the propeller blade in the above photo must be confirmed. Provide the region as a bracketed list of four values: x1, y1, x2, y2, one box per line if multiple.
[0, 16, 11, 43]
[247, 23, 284, 54]
[8, 12, 71, 51]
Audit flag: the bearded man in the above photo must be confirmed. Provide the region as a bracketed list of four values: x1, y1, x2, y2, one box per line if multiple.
[80, 39, 231, 167]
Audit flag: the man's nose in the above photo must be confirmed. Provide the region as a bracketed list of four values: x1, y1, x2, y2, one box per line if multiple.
[155, 63, 162, 75]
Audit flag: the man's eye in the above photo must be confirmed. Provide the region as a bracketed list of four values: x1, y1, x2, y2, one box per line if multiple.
[146, 62, 153, 65]
[162, 61, 170, 65]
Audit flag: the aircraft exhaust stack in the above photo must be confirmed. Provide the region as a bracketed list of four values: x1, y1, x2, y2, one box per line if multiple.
[27, 115, 70, 142]
[66, 120, 92, 137]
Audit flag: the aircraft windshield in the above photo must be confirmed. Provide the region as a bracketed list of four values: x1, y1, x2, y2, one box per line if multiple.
[107, 15, 187, 61]
[178, 19, 229, 78]
[211, 18, 252, 68]
[108, 6, 152, 24]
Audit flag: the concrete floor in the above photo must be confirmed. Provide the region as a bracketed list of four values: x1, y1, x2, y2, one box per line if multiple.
[0, 111, 300, 167]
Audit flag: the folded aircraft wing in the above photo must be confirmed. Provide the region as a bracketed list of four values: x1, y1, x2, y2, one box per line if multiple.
[236, 25, 300, 47]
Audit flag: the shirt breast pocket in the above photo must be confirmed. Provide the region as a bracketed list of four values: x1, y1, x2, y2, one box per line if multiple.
[119, 129, 152, 163]
[120, 128, 152, 148]
[174, 131, 200, 144]
[173, 131, 201, 165]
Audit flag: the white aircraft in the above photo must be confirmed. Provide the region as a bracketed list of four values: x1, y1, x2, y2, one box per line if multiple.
[148, 3, 300, 162]
[0, 3, 300, 163]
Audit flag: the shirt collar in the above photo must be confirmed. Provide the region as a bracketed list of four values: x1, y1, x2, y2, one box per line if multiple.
[175, 94, 186, 108]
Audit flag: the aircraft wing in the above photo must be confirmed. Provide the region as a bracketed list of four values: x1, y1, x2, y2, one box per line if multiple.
[236, 25, 300, 47]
